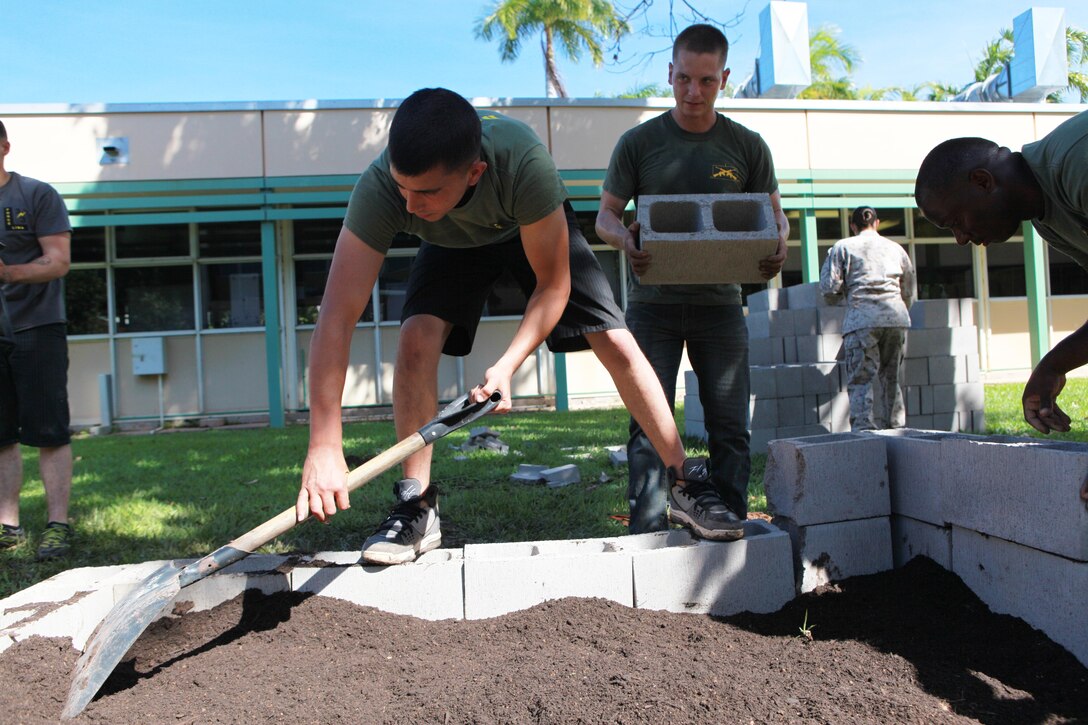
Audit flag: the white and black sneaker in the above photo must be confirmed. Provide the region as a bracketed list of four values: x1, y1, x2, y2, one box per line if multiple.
[667, 458, 745, 541]
[361, 478, 441, 565]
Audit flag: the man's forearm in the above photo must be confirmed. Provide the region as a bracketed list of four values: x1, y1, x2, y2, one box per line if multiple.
[1037, 321, 1088, 377]
[595, 209, 629, 251]
[494, 285, 569, 374]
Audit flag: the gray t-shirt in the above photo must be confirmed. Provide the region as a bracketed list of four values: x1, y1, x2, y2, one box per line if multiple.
[0, 172, 71, 331]
[1021, 111, 1088, 270]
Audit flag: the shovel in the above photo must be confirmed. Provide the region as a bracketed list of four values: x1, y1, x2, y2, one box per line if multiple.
[62, 390, 501, 719]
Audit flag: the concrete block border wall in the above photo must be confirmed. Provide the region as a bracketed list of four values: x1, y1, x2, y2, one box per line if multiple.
[685, 283, 985, 452]
[2, 431, 1084, 669]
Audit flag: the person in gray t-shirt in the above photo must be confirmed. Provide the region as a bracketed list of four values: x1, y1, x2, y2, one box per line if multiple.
[0, 119, 75, 560]
[820, 207, 916, 431]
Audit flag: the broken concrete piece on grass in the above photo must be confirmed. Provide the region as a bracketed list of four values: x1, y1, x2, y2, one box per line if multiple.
[510, 464, 549, 484]
[461, 427, 510, 455]
[606, 445, 628, 466]
[542, 464, 581, 488]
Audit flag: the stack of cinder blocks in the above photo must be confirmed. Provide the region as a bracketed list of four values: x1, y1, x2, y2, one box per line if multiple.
[903, 297, 984, 432]
[764, 429, 1088, 667]
[683, 283, 984, 452]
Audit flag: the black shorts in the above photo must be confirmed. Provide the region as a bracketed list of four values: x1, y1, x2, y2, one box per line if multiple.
[0, 323, 71, 448]
[402, 201, 626, 356]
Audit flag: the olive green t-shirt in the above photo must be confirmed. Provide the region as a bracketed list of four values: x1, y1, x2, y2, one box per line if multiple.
[603, 110, 779, 305]
[345, 110, 568, 254]
[1021, 110, 1088, 271]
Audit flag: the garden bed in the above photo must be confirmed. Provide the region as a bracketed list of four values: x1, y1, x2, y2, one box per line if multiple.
[2, 558, 1085, 723]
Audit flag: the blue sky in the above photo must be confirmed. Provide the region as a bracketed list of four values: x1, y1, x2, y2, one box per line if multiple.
[6, 1, 1087, 105]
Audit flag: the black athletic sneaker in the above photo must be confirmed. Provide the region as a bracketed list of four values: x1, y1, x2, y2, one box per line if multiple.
[667, 458, 745, 541]
[37, 521, 73, 560]
[360, 479, 441, 565]
[0, 523, 27, 550]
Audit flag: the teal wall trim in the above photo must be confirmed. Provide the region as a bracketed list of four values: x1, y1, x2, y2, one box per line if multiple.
[1022, 221, 1050, 367]
[261, 221, 285, 428]
[799, 209, 820, 283]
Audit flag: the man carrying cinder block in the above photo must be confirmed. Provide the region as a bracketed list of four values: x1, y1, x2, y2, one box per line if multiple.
[596, 24, 789, 536]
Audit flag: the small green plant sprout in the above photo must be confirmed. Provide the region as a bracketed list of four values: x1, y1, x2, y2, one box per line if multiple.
[798, 609, 816, 641]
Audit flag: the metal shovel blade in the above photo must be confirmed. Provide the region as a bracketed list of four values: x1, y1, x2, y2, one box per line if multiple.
[61, 390, 499, 718]
[61, 560, 185, 718]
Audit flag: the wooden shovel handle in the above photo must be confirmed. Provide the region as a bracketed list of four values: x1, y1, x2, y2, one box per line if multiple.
[228, 434, 426, 554]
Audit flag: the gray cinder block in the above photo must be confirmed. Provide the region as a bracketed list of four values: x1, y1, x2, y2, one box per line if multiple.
[746, 287, 786, 313]
[903, 357, 929, 386]
[684, 369, 699, 394]
[785, 282, 834, 309]
[636, 193, 778, 284]
[905, 326, 979, 358]
[941, 436, 1088, 561]
[630, 521, 795, 616]
[542, 464, 581, 487]
[909, 299, 961, 329]
[768, 309, 795, 338]
[749, 396, 778, 430]
[774, 516, 893, 593]
[749, 337, 780, 365]
[749, 427, 778, 455]
[870, 429, 947, 525]
[463, 538, 634, 619]
[746, 313, 771, 339]
[791, 307, 819, 336]
[795, 333, 843, 362]
[777, 395, 806, 427]
[782, 335, 798, 364]
[801, 361, 841, 395]
[750, 365, 777, 398]
[684, 394, 704, 423]
[774, 364, 805, 398]
[953, 526, 1088, 667]
[816, 306, 845, 334]
[891, 515, 952, 570]
[764, 433, 890, 526]
[684, 418, 707, 440]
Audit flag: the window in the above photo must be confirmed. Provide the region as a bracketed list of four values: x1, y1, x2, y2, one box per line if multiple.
[66, 268, 108, 334]
[986, 241, 1026, 297]
[294, 259, 374, 325]
[71, 227, 106, 264]
[914, 242, 974, 299]
[201, 263, 263, 328]
[114, 266, 194, 332]
[198, 221, 261, 258]
[115, 224, 190, 259]
[293, 218, 341, 255]
[378, 257, 412, 322]
[1049, 246, 1088, 295]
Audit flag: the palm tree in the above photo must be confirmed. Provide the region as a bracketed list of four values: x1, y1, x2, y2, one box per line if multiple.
[475, 0, 630, 98]
[798, 24, 860, 100]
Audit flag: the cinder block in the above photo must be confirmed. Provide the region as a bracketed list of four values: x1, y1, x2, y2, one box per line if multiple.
[816, 306, 845, 334]
[749, 365, 777, 398]
[801, 361, 840, 395]
[777, 423, 833, 439]
[764, 433, 890, 525]
[769, 309, 795, 338]
[928, 355, 970, 384]
[171, 570, 290, 614]
[782, 335, 798, 364]
[685, 418, 707, 440]
[684, 370, 699, 394]
[542, 464, 581, 487]
[919, 385, 934, 414]
[960, 298, 975, 326]
[750, 427, 778, 454]
[903, 357, 929, 386]
[930, 411, 959, 431]
[636, 193, 778, 284]
[953, 526, 1088, 667]
[684, 394, 703, 423]
[463, 538, 634, 619]
[749, 337, 779, 365]
[870, 429, 947, 525]
[774, 364, 804, 397]
[746, 314, 771, 339]
[785, 282, 833, 309]
[906, 414, 934, 429]
[905, 385, 921, 414]
[905, 326, 978, 358]
[749, 396, 778, 430]
[796, 333, 843, 362]
[777, 395, 806, 427]
[746, 287, 786, 313]
[293, 552, 465, 620]
[941, 436, 1088, 561]
[820, 392, 851, 432]
[775, 516, 893, 593]
[909, 299, 961, 329]
[891, 515, 952, 569]
[629, 521, 795, 616]
[970, 409, 986, 432]
[965, 353, 980, 382]
[791, 307, 818, 336]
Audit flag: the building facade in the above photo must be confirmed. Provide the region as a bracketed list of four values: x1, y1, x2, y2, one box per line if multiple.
[0, 98, 1083, 428]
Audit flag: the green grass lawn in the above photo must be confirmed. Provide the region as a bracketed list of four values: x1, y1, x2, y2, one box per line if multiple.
[2, 380, 1085, 600]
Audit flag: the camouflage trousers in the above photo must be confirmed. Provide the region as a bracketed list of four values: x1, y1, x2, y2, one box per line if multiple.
[843, 327, 907, 431]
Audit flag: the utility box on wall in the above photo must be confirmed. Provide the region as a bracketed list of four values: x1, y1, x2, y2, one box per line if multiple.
[132, 337, 166, 376]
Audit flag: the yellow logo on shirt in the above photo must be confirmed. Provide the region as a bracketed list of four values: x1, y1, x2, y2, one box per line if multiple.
[3, 207, 28, 232]
[711, 165, 740, 182]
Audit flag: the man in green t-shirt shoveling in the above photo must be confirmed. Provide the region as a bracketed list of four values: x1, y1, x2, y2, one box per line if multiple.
[296, 88, 743, 565]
